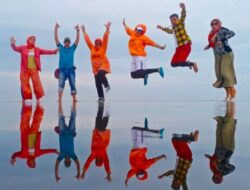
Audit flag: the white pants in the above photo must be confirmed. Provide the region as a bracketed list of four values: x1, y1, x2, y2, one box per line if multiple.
[130, 56, 147, 72]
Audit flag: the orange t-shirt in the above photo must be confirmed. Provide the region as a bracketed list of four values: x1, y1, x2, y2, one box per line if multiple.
[125, 26, 156, 57]
[83, 129, 111, 173]
[126, 147, 158, 179]
[84, 32, 111, 75]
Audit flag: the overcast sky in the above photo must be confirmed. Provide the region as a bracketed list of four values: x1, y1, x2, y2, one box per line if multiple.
[0, 0, 249, 101]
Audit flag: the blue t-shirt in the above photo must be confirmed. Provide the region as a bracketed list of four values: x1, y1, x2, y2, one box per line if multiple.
[57, 134, 77, 161]
[57, 43, 77, 69]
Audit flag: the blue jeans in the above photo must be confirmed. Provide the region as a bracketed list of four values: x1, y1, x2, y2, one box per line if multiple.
[58, 67, 77, 95]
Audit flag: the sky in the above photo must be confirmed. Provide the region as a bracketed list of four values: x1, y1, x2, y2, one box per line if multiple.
[0, 0, 249, 101]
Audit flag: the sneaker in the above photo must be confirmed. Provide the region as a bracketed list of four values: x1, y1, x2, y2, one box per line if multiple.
[160, 128, 165, 139]
[159, 67, 164, 78]
[144, 75, 148, 86]
[105, 86, 111, 93]
[97, 97, 105, 102]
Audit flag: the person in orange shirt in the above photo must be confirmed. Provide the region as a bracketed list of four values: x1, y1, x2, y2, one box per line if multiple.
[125, 118, 166, 186]
[123, 19, 166, 86]
[81, 22, 111, 102]
[81, 103, 111, 182]
[10, 104, 58, 168]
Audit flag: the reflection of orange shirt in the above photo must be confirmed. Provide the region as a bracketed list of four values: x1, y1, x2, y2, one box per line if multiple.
[125, 25, 156, 57]
[83, 129, 111, 173]
[126, 147, 158, 179]
[84, 32, 111, 75]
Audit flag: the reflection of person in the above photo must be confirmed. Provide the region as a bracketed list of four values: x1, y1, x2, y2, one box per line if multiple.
[54, 23, 80, 103]
[10, 36, 58, 104]
[123, 19, 165, 86]
[54, 102, 80, 182]
[158, 130, 199, 190]
[81, 103, 111, 182]
[82, 22, 111, 102]
[205, 102, 236, 184]
[10, 104, 58, 168]
[125, 118, 166, 186]
[204, 19, 236, 101]
[157, 3, 198, 73]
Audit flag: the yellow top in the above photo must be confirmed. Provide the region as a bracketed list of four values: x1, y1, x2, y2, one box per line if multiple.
[28, 49, 37, 69]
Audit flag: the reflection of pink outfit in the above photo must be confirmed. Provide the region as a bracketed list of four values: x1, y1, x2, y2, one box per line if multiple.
[11, 43, 57, 100]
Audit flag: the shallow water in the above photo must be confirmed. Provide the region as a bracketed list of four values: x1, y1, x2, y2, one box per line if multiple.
[0, 100, 249, 190]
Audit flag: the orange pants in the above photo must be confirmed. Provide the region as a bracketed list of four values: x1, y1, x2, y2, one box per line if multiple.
[20, 69, 44, 100]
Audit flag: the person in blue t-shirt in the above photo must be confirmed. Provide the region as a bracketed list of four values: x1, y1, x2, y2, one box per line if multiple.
[54, 23, 80, 103]
[54, 101, 80, 182]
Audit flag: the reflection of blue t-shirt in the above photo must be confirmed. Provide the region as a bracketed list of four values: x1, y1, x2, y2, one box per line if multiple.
[57, 43, 77, 69]
[57, 112, 77, 162]
[57, 134, 77, 161]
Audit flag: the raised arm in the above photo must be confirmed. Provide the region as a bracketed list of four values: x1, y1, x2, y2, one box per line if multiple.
[81, 25, 94, 49]
[103, 22, 111, 51]
[74, 159, 81, 180]
[179, 3, 186, 23]
[10, 37, 22, 52]
[74, 25, 80, 46]
[55, 159, 61, 182]
[123, 18, 133, 36]
[54, 23, 60, 46]
[157, 25, 174, 34]
[38, 48, 58, 55]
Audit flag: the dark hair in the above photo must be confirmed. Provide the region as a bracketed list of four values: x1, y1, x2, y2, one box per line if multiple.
[64, 37, 71, 43]
[170, 14, 179, 19]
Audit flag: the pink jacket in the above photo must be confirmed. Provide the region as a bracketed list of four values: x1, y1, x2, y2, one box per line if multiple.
[11, 44, 57, 72]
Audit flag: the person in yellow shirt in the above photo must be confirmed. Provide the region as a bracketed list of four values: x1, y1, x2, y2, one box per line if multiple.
[123, 19, 166, 86]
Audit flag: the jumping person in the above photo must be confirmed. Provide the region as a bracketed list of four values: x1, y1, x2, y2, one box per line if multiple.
[81, 22, 111, 102]
[54, 23, 80, 103]
[204, 19, 236, 101]
[123, 19, 166, 86]
[157, 3, 198, 73]
[10, 36, 58, 104]
[158, 130, 199, 190]
[125, 118, 166, 186]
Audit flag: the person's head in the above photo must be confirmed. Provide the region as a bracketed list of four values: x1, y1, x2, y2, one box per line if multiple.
[171, 178, 181, 190]
[27, 158, 36, 168]
[210, 19, 222, 31]
[64, 157, 72, 168]
[64, 37, 71, 48]
[136, 170, 148, 181]
[26, 35, 36, 49]
[94, 38, 103, 50]
[134, 24, 147, 35]
[212, 173, 223, 184]
[95, 157, 104, 167]
[170, 14, 179, 26]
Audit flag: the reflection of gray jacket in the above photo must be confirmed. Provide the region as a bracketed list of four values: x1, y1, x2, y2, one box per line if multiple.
[215, 116, 237, 175]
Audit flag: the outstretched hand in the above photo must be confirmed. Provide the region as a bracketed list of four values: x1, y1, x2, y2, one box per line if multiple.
[204, 45, 210, 51]
[75, 25, 80, 31]
[81, 25, 86, 33]
[105, 174, 112, 182]
[157, 25, 163, 30]
[10, 158, 16, 165]
[55, 23, 60, 30]
[10, 36, 16, 44]
[161, 44, 166, 50]
[123, 18, 126, 26]
[180, 2, 185, 9]
[105, 22, 111, 31]
[161, 154, 167, 160]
